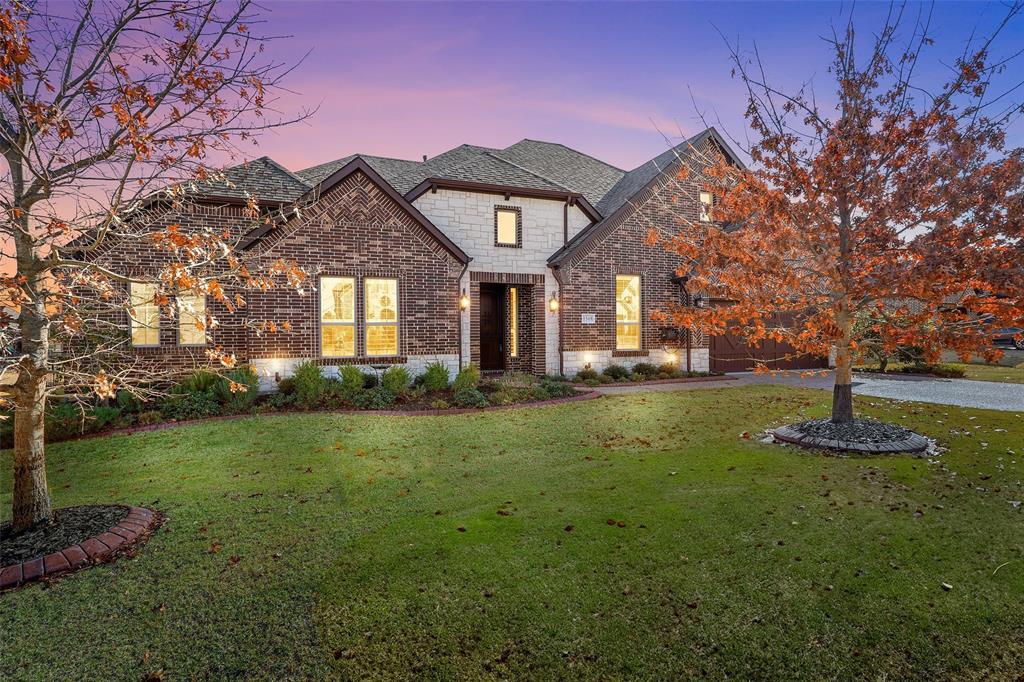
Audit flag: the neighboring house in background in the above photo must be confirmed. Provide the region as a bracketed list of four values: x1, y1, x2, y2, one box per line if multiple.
[86, 127, 805, 389]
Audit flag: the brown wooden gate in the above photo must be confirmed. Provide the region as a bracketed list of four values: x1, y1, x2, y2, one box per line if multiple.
[710, 332, 828, 372]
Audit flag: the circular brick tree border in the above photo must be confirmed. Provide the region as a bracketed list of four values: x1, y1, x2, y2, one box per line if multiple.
[771, 424, 930, 454]
[0, 506, 160, 592]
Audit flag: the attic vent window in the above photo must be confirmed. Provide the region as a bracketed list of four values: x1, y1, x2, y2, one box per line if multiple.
[494, 206, 522, 248]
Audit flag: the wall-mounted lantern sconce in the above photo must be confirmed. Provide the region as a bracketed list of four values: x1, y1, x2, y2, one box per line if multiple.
[459, 289, 470, 311]
[548, 293, 559, 313]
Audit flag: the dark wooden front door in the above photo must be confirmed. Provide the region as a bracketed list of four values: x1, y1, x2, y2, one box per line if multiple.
[479, 286, 505, 371]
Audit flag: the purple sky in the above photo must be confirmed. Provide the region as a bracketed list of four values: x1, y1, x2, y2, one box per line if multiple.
[248, 1, 1024, 174]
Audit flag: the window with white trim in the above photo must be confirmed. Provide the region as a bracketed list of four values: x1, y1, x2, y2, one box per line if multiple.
[177, 291, 206, 346]
[615, 275, 641, 350]
[365, 278, 399, 356]
[129, 282, 159, 347]
[320, 276, 356, 357]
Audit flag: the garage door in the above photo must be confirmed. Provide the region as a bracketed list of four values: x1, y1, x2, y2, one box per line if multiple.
[710, 332, 828, 372]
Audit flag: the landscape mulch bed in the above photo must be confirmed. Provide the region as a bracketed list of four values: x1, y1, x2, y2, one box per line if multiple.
[773, 417, 931, 454]
[1, 506, 159, 592]
[1, 505, 129, 565]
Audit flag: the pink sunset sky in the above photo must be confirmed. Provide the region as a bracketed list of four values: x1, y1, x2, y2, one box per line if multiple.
[247, 1, 1024, 173]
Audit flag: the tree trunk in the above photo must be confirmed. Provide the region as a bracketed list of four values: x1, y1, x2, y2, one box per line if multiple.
[832, 308, 855, 424]
[11, 372, 52, 532]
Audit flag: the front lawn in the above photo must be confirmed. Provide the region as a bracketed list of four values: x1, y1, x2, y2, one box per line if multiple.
[856, 360, 1024, 384]
[2, 386, 1023, 679]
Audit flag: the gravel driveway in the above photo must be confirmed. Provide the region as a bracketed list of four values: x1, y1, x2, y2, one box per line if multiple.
[595, 371, 1024, 412]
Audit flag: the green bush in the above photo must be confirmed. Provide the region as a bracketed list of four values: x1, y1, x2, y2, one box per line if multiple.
[178, 370, 222, 394]
[362, 372, 379, 389]
[657, 362, 682, 376]
[574, 368, 599, 382]
[897, 363, 966, 379]
[490, 387, 530, 406]
[214, 366, 260, 414]
[320, 378, 348, 409]
[452, 387, 489, 408]
[629, 372, 644, 382]
[632, 362, 660, 378]
[538, 381, 578, 399]
[453, 364, 481, 392]
[89, 405, 125, 431]
[421, 361, 450, 392]
[276, 377, 296, 396]
[137, 410, 162, 425]
[353, 386, 396, 409]
[160, 391, 221, 421]
[115, 390, 144, 414]
[597, 374, 614, 384]
[494, 371, 535, 388]
[584, 378, 601, 387]
[382, 366, 412, 396]
[603, 364, 630, 380]
[45, 402, 84, 441]
[338, 366, 365, 400]
[293, 361, 325, 409]
[266, 392, 295, 410]
[429, 399, 450, 410]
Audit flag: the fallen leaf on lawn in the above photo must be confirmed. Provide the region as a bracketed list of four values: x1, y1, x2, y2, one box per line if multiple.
[564, 525, 574, 532]
[457, 526, 466, 533]
[228, 555, 241, 566]
[209, 543, 222, 554]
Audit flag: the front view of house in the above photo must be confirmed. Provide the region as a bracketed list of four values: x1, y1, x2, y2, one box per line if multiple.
[92, 127, 824, 388]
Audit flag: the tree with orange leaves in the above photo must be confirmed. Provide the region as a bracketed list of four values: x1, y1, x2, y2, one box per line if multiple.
[653, 3, 1024, 425]
[1, 1, 312, 532]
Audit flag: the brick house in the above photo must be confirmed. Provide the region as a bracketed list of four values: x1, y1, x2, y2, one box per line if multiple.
[91, 127, 765, 388]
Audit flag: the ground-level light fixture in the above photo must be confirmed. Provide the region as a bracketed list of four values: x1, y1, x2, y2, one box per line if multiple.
[548, 292, 559, 312]
[459, 289, 470, 311]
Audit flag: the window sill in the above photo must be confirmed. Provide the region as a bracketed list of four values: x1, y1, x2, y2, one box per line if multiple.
[318, 356, 407, 365]
[612, 349, 649, 358]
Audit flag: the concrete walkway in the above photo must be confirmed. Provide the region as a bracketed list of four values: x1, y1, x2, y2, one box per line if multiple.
[594, 371, 1024, 412]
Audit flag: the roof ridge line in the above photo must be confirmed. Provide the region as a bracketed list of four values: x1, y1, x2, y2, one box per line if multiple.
[516, 138, 625, 172]
[259, 156, 313, 188]
[481, 150, 574, 193]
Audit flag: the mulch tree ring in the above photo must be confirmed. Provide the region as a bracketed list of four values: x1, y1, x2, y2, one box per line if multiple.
[772, 417, 931, 454]
[0, 505, 159, 592]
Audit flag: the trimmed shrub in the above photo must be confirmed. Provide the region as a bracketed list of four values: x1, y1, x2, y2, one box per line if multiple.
[597, 374, 614, 384]
[338, 366, 365, 400]
[897, 363, 966, 378]
[452, 387, 489, 408]
[603, 364, 630, 380]
[539, 381, 578, 399]
[632, 362, 660, 378]
[495, 371, 535, 388]
[657, 362, 681, 376]
[116, 390, 143, 414]
[178, 370, 222, 394]
[214, 366, 260, 414]
[266, 391, 295, 410]
[452, 363, 481, 392]
[421, 361, 450, 392]
[293, 361, 325, 409]
[584, 378, 601, 387]
[160, 391, 220, 420]
[430, 399, 450, 410]
[382, 366, 412, 396]
[574, 368, 599, 382]
[45, 402, 84, 441]
[89, 405, 125, 431]
[490, 387, 530, 406]
[353, 386, 396, 409]
[276, 377, 297, 396]
[137, 410, 162, 425]
[629, 373, 644, 382]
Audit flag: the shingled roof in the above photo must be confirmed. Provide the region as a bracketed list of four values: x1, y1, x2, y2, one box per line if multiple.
[192, 156, 311, 204]
[491, 140, 624, 206]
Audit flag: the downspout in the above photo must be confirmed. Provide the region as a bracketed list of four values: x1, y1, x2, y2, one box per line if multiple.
[457, 261, 469, 371]
[552, 264, 566, 377]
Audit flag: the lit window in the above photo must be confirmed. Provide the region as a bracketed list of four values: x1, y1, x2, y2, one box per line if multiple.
[496, 208, 518, 246]
[321, 276, 355, 357]
[615, 275, 641, 350]
[177, 291, 206, 346]
[509, 287, 518, 358]
[129, 282, 159, 347]
[365, 278, 398, 356]
[699, 191, 713, 222]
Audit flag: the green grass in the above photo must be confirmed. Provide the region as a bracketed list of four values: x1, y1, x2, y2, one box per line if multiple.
[2, 385, 1024, 680]
[858, 360, 1024, 384]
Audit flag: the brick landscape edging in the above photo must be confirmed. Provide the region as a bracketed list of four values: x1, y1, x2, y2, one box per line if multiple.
[0, 506, 160, 592]
[590, 375, 736, 387]
[771, 424, 930, 454]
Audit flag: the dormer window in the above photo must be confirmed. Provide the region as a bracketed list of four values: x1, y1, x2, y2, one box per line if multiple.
[494, 206, 522, 247]
[699, 191, 713, 222]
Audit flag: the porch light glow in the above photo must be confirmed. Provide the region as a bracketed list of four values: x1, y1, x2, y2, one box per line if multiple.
[548, 292, 559, 312]
[459, 289, 470, 310]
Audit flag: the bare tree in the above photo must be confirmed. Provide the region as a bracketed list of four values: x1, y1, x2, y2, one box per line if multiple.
[1, 0, 312, 532]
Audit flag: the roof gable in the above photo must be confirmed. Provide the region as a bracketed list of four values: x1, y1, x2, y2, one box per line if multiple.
[191, 156, 311, 204]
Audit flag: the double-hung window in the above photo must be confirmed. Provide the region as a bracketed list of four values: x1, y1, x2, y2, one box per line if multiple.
[320, 276, 356, 357]
[615, 275, 641, 350]
[365, 278, 399, 356]
[699, 191, 713, 222]
[130, 282, 160, 347]
[177, 291, 206, 346]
